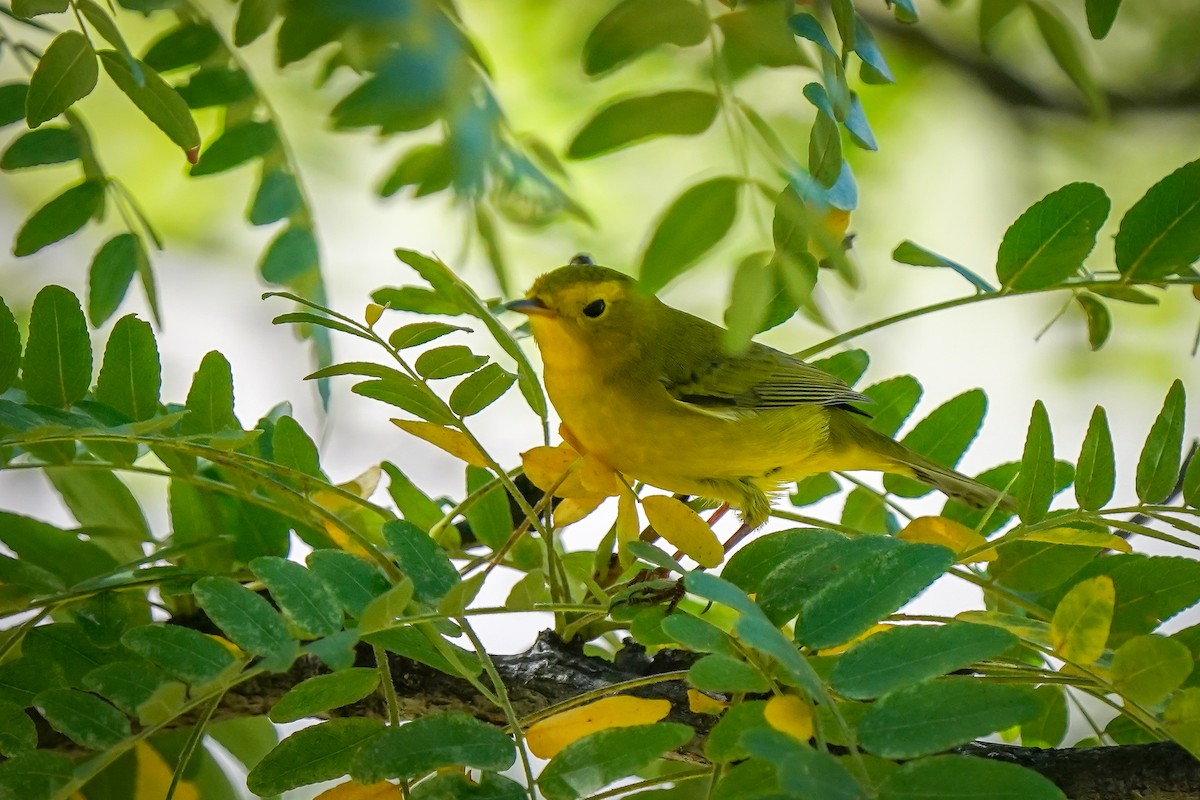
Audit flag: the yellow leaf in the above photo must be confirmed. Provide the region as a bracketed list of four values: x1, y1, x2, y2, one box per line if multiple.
[1024, 528, 1131, 553]
[763, 695, 813, 742]
[956, 611, 1051, 647]
[309, 466, 386, 556]
[579, 455, 619, 496]
[642, 495, 723, 569]
[365, 303, 384, 327]
[899, 516, 996, 563]
[554, 495, 606, 527]
[314, 780, 404, 800]
[392, 419, 490, 468]
[818, 623, 892, 656]
[135, 742, 199, 800]
[527, 696, 672, 759]
[1166, 688, 1200, 760]
[687, 689, 727, 715]
[521, 444, 593, 498]
[1050, 575, 1114, 664]
[616, 484, 640, 565]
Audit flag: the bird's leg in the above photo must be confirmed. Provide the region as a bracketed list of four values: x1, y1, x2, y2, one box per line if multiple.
[707, 503, 730, 526]
[722, 522, 755, 554]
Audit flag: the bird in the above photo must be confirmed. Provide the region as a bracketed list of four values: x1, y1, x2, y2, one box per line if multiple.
[506, 256, 1010, 540]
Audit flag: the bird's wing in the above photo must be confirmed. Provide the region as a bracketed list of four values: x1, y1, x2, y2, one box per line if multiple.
[660, 343, 870, 411]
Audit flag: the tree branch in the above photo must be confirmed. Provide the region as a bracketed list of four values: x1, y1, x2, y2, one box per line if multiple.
[27, 628, 1200, 798]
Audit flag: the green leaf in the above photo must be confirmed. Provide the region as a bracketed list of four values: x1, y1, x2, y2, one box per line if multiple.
[269, 414, 321, 477]
[100, 51, 200, 157]
[353, 378, 454, 425]
[411, 772, 525, 800]
[807, 106, 841, 188]
[121, 624, 237, 685]
[234, 0, 278, 46]
[34, 687, 129, 750]
[259, 225, 318, 285]
[539, 723, 694, 800]
[687, 653, 769, 693]
[182, 350, 239, 434]
[723, 528, 840, 594]
[1112, 634, 1193, 706]
[141, 23, 220, 72]
[82, 660, 178, 717]
[1050, 575, 1113, 663]
[718, 5, 806, 72]
[392, 249, 548, 423]
[704, 700, 766, 763]
[13, 179, 105, 256]
[640, 177, 741, 294]
[1029, 2, 1104, 115]
[1017, 400, 1055, 524]
[247, 718, 384, 796]
[250, 556, 342, 638]
[0, 656, 66, 707]
[790, 473, 840, 507]
[1085, 0, 1122, 38]
[794, 540, 955, 649]
[190, 120, 276, 176]
[891, 240, 994, 293]
[0, 84, 29, 127]
[12, 0, 67, 16]
[25, 30, 97, 127]
[862, 375, 922, 437]
[0, 298, 20, 394]
[0, 751, 74, 800]
[268, 668, 379, 723]
[878, 755, 1065, 800]
[1022, 685, 1068, 748]
[789, 14, 835, 56]
[852, 14, 893, 83]
[0, 700, 36, 757]
[1136, 380, 1186, 504]
[248, 167, 302, 226]
[742, 729, 864, 800]
[95, 312, 160, 421]
[383, 519, 459, 603]
[372, 285, 463, 316]
[883, 389, 987, 498]
[306, 549, 391, 618]
[450, 363, 516, 416]
[1115, 159, 1200, 280]
[661, 613, 736, 657]
[389, 321, 469, 350]
[1075, 406, 1114, 510]
[844, 92, 877, 150]
[415, 345, 487, 380]
[1, 126, 79, 170]
[463, 465, 511, 550]
[567, 91, 718, 160]
[88, 234, 148, 326]
[75, 1, 136, 72]
[996, 182, 1110, 290]
[1185, 448, 1200, 509]
[193, 576, 297, 669]
[46, 466, 150, 540]
[582, 0, 708, 75]
[1076, 293, 1112, 350]
[810, 348, 868, 386]
[178, 67, 255, 109]
[1166, 688, 1200, 759]
[831, 622, 1017, 700]
[378, 143, 451, 198]
[352, 712, 515, 783]
[21, 284, 91, 408]
[723, 251, 773, 352]
[363, 625, 481, 677]
[857, 680, 1039, 758]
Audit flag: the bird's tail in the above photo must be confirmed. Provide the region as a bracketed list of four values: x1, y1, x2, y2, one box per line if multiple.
[831, 414, 1014, 511]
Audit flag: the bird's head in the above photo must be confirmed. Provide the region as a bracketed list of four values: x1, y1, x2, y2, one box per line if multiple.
[507, 256, 653, 372]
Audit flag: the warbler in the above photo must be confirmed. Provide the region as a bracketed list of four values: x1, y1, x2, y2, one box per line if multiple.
[507, 257, 1009, 531]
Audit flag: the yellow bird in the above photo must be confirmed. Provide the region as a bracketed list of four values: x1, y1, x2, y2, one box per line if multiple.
[507, 257, 1009, 533]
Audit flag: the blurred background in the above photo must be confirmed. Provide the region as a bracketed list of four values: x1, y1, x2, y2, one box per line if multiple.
[0, 0, 1197, 696]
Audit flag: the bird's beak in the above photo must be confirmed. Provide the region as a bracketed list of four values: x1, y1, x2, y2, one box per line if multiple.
[505, 297, 556, 318]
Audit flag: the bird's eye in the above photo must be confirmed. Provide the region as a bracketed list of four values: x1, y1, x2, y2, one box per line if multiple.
[582, 299, 606, 318]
